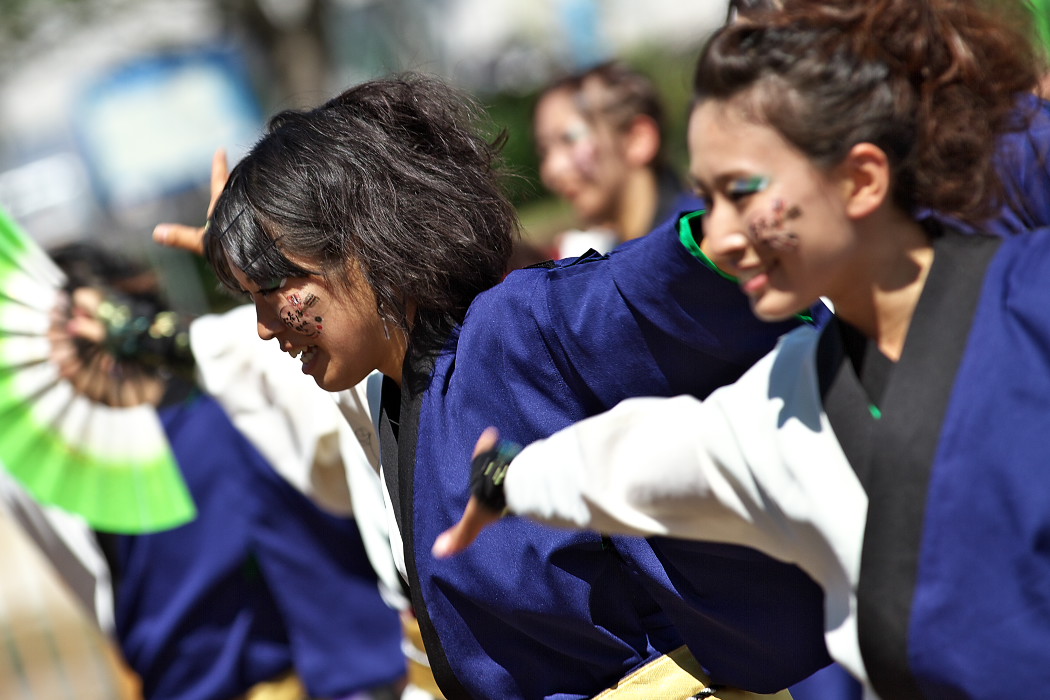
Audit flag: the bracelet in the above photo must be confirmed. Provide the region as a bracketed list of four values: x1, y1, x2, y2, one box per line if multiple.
[469, 440, 522, 513]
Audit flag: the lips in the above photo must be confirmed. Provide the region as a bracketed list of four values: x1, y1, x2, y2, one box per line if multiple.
[741, 271, 770, 296]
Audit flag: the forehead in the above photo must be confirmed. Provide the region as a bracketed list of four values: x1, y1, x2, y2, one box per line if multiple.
[535, 89, 585, 127]
[228, 259, 260, 291]
[687, 99, 796, 181]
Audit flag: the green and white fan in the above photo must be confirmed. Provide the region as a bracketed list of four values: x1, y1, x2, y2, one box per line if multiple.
[0, 207, 195, 533]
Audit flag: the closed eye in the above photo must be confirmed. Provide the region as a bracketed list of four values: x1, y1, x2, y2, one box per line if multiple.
[727, 175, 770, 201]
[258, 277, 287, 295]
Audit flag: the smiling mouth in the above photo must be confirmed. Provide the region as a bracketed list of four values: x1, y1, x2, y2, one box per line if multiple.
[740, 265, 774, 296]
[290, 346, 318, 364]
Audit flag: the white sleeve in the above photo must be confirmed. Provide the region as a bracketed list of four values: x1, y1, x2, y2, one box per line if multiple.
[190, 305, 352, 515]
[504, 392, 798, 563]
[503, 328, 872, 684]
[504, 328, 865, 570]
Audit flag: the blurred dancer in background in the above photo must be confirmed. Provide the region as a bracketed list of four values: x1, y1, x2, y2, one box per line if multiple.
[532, 61, 702, 258]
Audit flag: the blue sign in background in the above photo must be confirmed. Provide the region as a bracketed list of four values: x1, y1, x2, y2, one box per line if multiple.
[74, 48, 262, 210]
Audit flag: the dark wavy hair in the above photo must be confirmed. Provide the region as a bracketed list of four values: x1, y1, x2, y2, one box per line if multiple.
[695, 0, 1040, 227]
[206, 72, 519, 356]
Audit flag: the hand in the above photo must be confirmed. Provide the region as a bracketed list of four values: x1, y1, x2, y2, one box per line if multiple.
[49, 287, 164, 407]
[432, 428, 507, 558]
[152, 147, 229, 256]
[66, 287, 107, 344]
[49, 287, 106, 378]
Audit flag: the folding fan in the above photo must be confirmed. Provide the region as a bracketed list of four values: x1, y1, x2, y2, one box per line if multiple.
[0, 207, 195, 533]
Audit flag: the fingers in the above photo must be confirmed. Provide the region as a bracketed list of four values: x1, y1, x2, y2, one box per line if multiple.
[66, 315, 106, 345]
[71, 287, 103, 315]
[431, 426, 507, 558]
[152, 147, 230, 256]
[50, 333, 82, 379]
[152, 223, 206, 256]
[432, 496, 504, 559]
[207, 147, 229, 216]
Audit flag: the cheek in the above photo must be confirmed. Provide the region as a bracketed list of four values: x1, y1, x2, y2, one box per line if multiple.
[278, 292, 326, 337]
[746, 198, 802, 252]
[569, 140, 600, 178]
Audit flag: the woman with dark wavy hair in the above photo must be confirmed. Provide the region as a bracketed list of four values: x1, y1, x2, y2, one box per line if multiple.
[440, 1, 1050, 698]
[197, 72, 846, 699]
[206, 74, 518, 382]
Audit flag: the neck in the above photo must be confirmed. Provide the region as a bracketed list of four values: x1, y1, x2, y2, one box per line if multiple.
[614, 168, 660, 243]
[381, 301, 417, 387]
[828, 213, 934, 361]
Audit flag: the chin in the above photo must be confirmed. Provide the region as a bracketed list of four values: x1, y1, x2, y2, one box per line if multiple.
[314, 366, 367, 393]
[750, 297, 802, 323]
[314, 376, 352, 393]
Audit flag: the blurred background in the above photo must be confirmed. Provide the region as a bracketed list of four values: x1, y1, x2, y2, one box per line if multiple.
[0, 2, 727, 698]
[0, 0, 728, 313]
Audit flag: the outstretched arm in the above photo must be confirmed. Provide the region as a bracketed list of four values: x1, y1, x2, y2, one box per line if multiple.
[435, 394, 798, 560]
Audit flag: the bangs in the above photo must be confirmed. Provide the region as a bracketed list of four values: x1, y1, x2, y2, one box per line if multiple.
[205, 177, 318, 292]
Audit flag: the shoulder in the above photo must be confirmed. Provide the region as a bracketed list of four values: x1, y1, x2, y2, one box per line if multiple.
[987, 227, 1050, 303]
[726, 325, 822, 399]
[462, 251, 617, 348]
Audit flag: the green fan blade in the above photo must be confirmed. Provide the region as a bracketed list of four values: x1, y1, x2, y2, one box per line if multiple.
[0, 208, 195, 533]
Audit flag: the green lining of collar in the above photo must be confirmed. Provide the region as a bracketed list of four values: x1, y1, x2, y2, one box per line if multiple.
[678, 209, 737, 282]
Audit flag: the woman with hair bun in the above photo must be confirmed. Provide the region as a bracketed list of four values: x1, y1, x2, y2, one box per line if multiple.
[441, 1, 1050, 697]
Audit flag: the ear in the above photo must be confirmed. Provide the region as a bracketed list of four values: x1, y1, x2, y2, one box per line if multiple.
[623, 115, 662, 168]
[838, 142, 891, 220]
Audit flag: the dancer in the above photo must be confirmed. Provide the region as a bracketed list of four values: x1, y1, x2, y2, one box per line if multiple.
[439, 1, 1047, 698]
[533, 60, 701, 257]
[3, 240, 406, 700]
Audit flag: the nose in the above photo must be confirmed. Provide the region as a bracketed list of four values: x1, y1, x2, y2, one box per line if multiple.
[254, 302, 284, 341]
[539, 145, 574, 193]
[701, 206, 754, 275]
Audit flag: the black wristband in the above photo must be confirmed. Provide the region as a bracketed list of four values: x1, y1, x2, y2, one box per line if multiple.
[469, 440, 522, 513]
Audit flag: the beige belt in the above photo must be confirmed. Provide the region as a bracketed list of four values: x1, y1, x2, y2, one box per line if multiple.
[239, 670, 307, 700]
[593, 645, 794, 700]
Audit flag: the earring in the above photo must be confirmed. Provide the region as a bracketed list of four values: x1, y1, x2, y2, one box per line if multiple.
[378, 301, 390, 339]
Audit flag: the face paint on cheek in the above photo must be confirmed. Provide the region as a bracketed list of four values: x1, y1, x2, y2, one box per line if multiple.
[747, 198, 802, 251]
[280, 293, 325, 337]
[564, 123, 600, 178]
